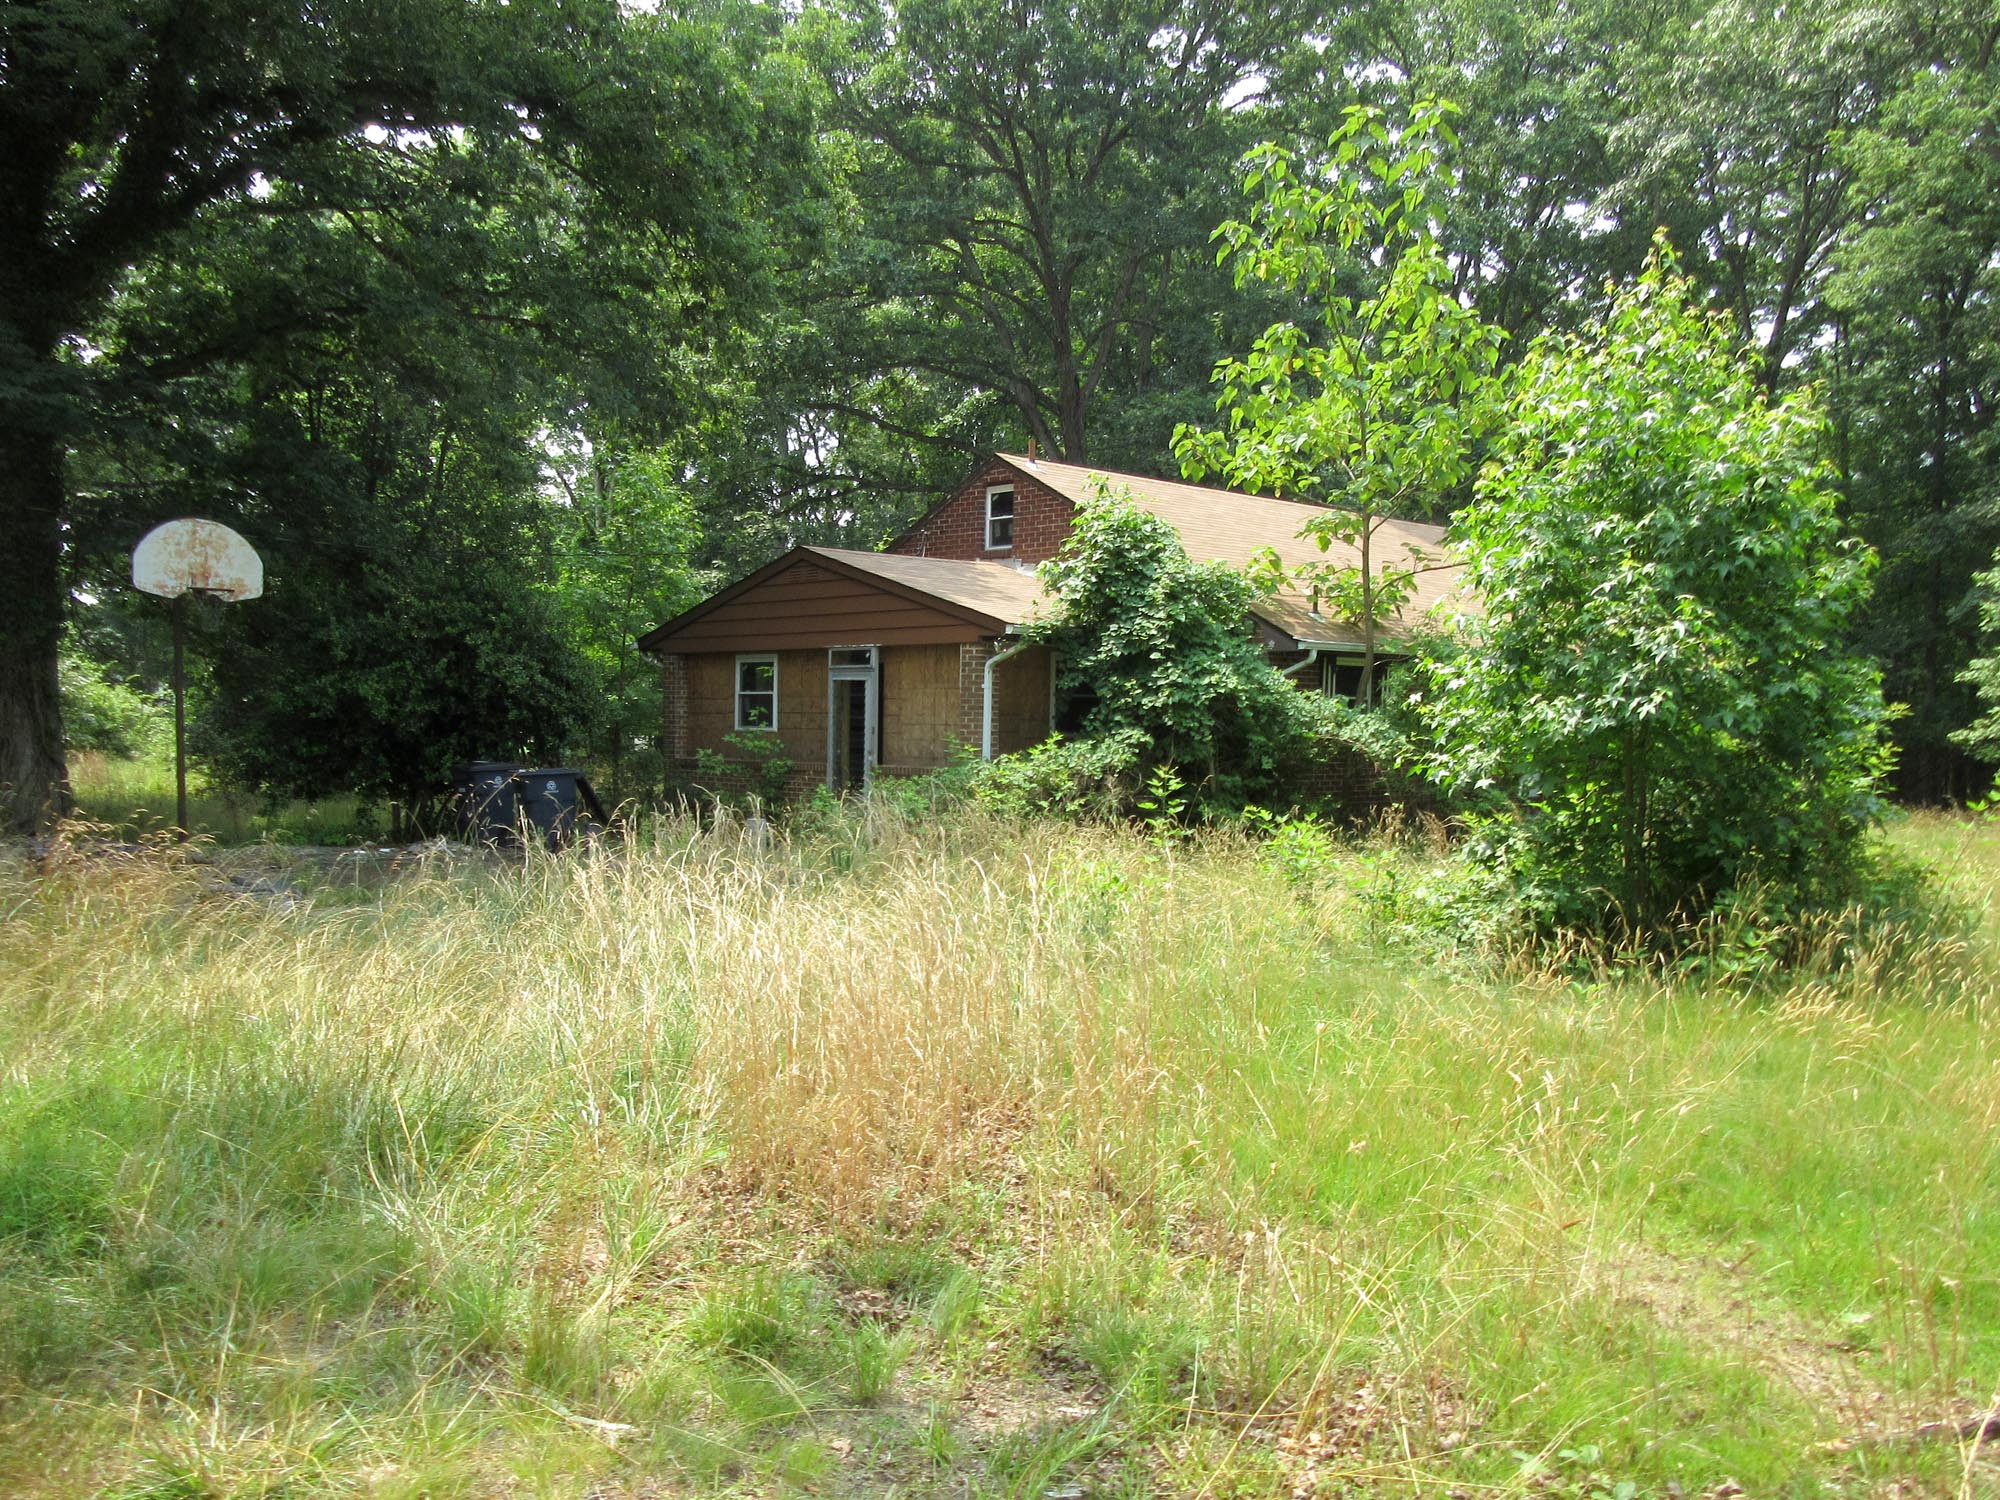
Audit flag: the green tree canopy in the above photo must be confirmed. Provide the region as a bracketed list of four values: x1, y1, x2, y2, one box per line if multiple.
[1421, 243, 1891, 937]
[792, 0, 1308, 468]
[1, 0, 808, 832]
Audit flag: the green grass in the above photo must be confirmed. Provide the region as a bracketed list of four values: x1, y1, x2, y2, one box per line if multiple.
[0, 808, 1995, 1497]
[67, 751, 379, 845]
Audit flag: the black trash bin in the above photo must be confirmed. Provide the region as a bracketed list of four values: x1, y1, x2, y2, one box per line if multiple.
[514, 767, 606, 848]
[454, 761, 525, 845]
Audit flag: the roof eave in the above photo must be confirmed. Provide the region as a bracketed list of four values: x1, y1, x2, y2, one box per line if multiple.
[637, 544, 1025, 654]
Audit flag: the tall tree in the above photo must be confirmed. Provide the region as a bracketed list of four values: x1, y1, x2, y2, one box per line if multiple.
[0, 0, 798, 832]
[1175, 101, 1507, 700]
[547, 441, 711, 804]
[96, 141, 713, 821]
[1267, 0, 1688, 343]
[1606, 0, 1903, 382]
[1824, 11, 2000, 799]
[794, 0, 1312, 467]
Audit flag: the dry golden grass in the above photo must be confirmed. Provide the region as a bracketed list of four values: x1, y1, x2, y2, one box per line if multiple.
[0, 807, 1996, 1498]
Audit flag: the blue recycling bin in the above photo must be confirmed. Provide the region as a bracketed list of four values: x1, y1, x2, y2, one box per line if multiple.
[454, 761, 525, 845]
[514, 767, 606, 848]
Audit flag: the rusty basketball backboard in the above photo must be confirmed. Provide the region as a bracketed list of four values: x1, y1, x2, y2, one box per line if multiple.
[133, 518, 263, 601]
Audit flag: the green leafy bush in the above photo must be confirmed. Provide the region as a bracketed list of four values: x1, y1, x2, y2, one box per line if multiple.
[970, 731, 1145, 819]
[59, 652, 168, 759]
[691, 730, 795, 813]
[1023, 491, 1334, 811]
[1240, 804, 1340, 889]
[1420, 241, 1893, 943]
[1953, 553, 2000, 769]
[1350, 844, 1522, 960]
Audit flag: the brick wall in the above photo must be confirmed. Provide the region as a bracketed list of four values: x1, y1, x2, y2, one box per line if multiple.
[947, 639, 1052, 755]
[660, 653, 690, 760]
[890, 457, 1076, 565]
[1263, 650, 1436, 822]
[1287, 738, 1434, 824]
[956, 640, 996, 746]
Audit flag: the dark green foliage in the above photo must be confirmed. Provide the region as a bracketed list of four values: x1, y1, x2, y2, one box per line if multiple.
[1826, 36, 2000, 800]
[1953, 557, 2000, 765]
[791, 0, 1305, 466]
[58, 652, 167, 758]
[1421, 245, 1892, 938]
[195, 528, 595, 827]
[550, 447, 712, 804]
[1026, 489, 1330, 808]
[970, 732, 1145, 820]
[0, 0, 814, 831]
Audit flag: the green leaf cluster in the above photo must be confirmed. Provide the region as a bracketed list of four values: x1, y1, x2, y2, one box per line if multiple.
[1174, 100, 1506, 693]
[1025, 483, 1330, 808]
[1421, 242, 1893, 936]
[57, 652, 168, 761]
[1953, 560, 2000, 765]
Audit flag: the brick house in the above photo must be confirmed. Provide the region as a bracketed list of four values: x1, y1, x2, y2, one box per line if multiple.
[638, 452, 1463, 800]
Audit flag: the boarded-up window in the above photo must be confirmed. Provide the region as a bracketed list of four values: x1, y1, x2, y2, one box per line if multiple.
[735, 655, 778, 729]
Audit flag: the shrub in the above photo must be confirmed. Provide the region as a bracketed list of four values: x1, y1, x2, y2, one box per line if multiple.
[1420, 240, 1892, 943]
[59, 652, 168, 759]
[691, 730, 795, 813]
[970, 731, 1144, 820]
[1025, 490, 1334, 811]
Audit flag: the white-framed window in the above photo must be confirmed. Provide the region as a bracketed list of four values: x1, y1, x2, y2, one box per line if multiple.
[735, 654, 778, 730]
[985, 485, 1016, 550]
[1321, 655, 1391, 708]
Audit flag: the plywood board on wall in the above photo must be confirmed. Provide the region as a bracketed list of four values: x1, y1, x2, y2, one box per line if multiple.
[684, 649, 828, 776]
[992, 645, 1053, 755]
[882, 644, 960, 771]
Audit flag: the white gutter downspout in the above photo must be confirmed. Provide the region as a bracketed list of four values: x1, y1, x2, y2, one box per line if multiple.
[1281, 647, 1324, 681]
[982, 631, 1033, 761]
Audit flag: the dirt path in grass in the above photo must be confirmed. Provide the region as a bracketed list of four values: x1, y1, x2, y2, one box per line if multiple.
[1607, 1242, 1996, 1464]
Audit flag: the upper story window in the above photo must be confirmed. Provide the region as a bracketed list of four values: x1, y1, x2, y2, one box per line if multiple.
[735, 654, 777, 729]
[985, 486, 1016, 550]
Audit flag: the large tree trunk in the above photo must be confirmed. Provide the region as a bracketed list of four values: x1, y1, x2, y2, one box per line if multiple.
[0, 421, 71, 834]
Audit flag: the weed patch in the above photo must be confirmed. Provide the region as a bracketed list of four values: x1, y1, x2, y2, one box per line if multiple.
[0, 809, 1993, 1496]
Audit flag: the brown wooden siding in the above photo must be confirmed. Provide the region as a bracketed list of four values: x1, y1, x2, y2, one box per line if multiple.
[666, 560, 993, 653]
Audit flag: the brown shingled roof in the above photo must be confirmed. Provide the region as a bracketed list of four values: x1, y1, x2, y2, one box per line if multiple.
[992, 453, 1467, 649]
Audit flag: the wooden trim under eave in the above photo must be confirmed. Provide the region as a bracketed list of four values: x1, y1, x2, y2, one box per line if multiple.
[638, 545, 1016, 655]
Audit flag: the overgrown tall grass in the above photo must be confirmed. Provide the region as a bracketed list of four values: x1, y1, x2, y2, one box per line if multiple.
[67, 751, 376, 845]
[1, 809, 1995, 1497]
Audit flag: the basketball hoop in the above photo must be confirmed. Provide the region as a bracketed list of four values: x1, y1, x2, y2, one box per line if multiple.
[132, 519, 264, 835]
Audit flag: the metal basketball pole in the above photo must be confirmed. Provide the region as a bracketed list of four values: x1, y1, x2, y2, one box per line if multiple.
[171, 591, 188, 837]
